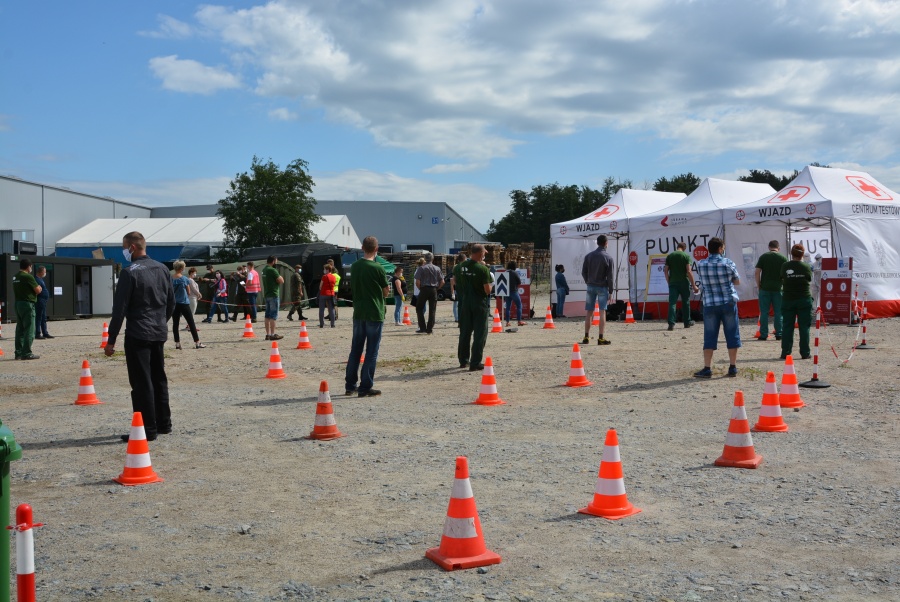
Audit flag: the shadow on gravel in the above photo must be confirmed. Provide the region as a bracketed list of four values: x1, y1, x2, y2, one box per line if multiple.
[517, 344, 572, 350]
[613, 377, 695, 392]
[235, 396, 316, 407]
[376, 368, 460, 382]
[544, 513, 596, 523]
[24, 435, 122, 451]
[370, 558, 434, 575]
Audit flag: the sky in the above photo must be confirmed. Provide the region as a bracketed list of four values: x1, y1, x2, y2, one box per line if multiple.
[3, 0, 900, 233]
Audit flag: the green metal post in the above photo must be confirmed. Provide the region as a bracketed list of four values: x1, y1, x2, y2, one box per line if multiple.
[0, 418, 24, 602]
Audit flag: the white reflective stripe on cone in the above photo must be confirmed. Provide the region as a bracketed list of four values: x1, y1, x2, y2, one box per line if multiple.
[16, 530, 34, 574]
[314, 413, 336, 427]
[601, 446, 621, 463]
[270, 362, 283, 369]
[724, 431, 754, 447]
[731, 407, 749, 420]
[569, 368, 586, 376]
[81, 369, 91, 377]
[483, 366, 494, 376]
[442, 516, 477, 538]
[130, 426, 146, 439]
[125, 453, 152, 469]
[596, 478, 626, 496]
[759, 406, 782, 417]
[479, 384, 497, 394]
[450, 478, 473, 500]
[78, 386, 95, 394]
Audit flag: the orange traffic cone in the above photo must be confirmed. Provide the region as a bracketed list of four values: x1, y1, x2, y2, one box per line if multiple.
[624, 302, 636, 324]
[74, 360, 102, 405]
[578, 429, 641, 519]
[564, 343, 593, 387]
[306, 381, 344, 440]
[714, 391, 763, 468]
[114, 412, 163, 486]
[754, 318, 761, 339]
[779, 355, 805, 409]
[753, 371, 789, 432]
[543, 306, 556, 329]
[592, 302, 600, 327]
[402, 305, 412, 325]
[265, 341, 287, 379]
[100, 322, 109, 348]
[242, 316, 256, 338]
[473, 357, 505, 406]
[490, 309, 502, 333]
[425, 456, 501, 571]
[794, 316, 799, 329]
[296, 321, 313, 349]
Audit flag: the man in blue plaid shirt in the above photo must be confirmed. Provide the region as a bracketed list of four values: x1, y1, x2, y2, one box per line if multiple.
[692, 237, 742, 378]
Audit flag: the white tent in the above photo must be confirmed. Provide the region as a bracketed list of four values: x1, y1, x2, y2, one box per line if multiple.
[312, 215, 361, 248]
[628, 179, 775, 318]
[549, 189, 686, 316]
[724, 166, 900, 318]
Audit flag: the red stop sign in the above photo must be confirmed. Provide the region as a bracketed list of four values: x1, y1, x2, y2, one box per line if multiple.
[693, 246, 709, 261]
[628, 251, 638, 266]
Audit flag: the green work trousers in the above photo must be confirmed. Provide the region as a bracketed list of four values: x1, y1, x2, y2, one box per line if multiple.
[758, 289, 783, 338]
[667, 280, 692, 326]
[15, 300, 36, 358]
[458, 298, 490, 367]
[781, 297, 812, 358]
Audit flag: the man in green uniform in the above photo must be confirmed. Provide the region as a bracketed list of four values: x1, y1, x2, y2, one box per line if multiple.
[454, 243, 492, 371]
[755, 240, 788, 340]
[664, 241, 696, 331]
[345, 236, 390, 397]
[780, 243, 813, 360]
[12, 258, 42, 360]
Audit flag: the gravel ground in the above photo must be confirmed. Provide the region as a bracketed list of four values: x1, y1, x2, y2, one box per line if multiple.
[1, 301, 898, 601]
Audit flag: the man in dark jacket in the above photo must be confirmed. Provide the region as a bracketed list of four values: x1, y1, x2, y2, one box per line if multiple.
[581, 234, 615, 345]
[104, 232, 176, 442]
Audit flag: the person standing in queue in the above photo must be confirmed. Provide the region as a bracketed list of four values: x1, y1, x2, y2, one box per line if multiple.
[414, 252, 444, 334]
[345, 236, 390, 397]
[554, 264, 569, 318]
[318, 264, 337, 328]
[454, 244, 492, 371]
[244, 261, 261, 323]
[286, 264, 308, 321]
[34, 265, 53, 339]
[104, 232, 175, 441]
[664, 242, 696, 331]
[262, 255, 285, 340]
[780, 244, 813, 360]
[755, 240, 788, 341]
[12, 258, 42, 360]
[581, 234, 614, 345]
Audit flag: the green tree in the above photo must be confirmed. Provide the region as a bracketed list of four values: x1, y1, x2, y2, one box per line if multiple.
[217, 156, 321, 260]
[653, 172, 702, 195]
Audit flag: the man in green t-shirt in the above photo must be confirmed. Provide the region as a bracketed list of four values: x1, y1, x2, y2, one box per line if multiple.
[664, 241, 696, 331]
[780, 244, 813, 360]
[755, 240, 788, 341]
[12, 258, 42, 360]
[262, 255, 285, 340]
[345, 236, 390, 398]
[454, 243, 493, 371]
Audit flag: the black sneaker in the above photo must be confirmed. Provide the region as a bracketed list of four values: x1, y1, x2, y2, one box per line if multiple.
[727, 365, 738, 377]
[667, 324, 675, 331]
[43, 334, 55, 339]
[459, 361, 469, 369]
[468, 364, 485, 372]
[22, 354, 40, 360]
[358, 389, 381, 397]
[581, 336, 589, 345]
[597, 337, 611, 345]
[685, 321, 695, 328]
[271, 334, 284, 340]
[265, 334, 272, 340]
[345, 389, 356, 396]
[775, 335, 782, 341]
[694, 367, 713, 378]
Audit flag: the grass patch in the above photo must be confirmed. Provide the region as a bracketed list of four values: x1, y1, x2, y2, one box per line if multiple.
[381, 354, 441, 372]
[741, 366, 765, 381]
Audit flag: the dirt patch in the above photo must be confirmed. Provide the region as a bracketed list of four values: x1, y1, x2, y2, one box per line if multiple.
[1, 305, 897, 601]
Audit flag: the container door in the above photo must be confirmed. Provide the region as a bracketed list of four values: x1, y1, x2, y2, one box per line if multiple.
[91, 265, 114, 315]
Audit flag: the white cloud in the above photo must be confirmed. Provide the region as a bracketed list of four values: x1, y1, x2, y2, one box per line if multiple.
[149, 0, 900, 168]
[268, 107, 298, 121]
[149, 55, 241, 95]
[139, 14, 193, 39]
[423, 162, 485, 174]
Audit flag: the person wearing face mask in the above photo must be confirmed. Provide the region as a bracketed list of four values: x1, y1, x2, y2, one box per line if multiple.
[201, 271, 229, 323]
[286, 264, 308, 321]
[12, 258, 43, 360]
[104, 232, 176, 442]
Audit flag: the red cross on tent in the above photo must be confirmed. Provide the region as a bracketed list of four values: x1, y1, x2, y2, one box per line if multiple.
[770, 186, 810, 203]
[586, 204, 619, 220]
[847, 176, 893, 201]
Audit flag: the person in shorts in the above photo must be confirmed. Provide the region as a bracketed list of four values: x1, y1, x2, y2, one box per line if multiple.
[262, 255, 285, 340]
[693, 237, 742, 378]
[581, 234, 614, 345]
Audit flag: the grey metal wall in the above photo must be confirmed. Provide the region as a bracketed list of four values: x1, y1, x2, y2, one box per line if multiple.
[0, 176, 151, 255]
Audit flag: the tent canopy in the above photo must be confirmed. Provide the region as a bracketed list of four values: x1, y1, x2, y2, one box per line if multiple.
[551, 189, 686, 238]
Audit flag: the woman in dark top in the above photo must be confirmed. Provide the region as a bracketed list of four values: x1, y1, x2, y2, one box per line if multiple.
[504, 261, 525, 326]
[555, 264, 569, 318]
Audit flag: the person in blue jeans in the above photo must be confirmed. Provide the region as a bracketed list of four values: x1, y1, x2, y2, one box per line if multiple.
[693, 237, 742, 378]
[391, 266, 406, 324]
[504, 261, 525, 326]
[202, 271, 230, 323]
[555, 264, 569, 317]
[34, 265, 53, 339]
